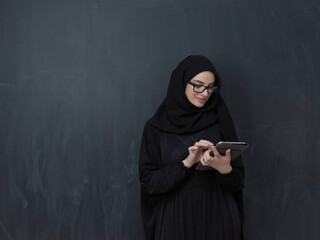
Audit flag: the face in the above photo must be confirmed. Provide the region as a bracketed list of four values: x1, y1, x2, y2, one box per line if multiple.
[185, 71, 215, 108]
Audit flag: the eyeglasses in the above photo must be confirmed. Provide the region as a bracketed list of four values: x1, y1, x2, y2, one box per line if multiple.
[188, 82, 218, 94]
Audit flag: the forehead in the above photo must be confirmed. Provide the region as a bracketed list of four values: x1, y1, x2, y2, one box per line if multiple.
[190, 71, 215, 84]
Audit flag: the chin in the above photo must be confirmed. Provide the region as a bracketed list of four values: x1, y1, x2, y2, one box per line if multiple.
[193, 102, 205, 108]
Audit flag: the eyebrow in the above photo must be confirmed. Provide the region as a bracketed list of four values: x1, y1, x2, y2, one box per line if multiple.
[193, 80, 215, 86]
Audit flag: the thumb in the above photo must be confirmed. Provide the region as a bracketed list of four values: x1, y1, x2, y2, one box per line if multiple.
[226, 149, 231, 158]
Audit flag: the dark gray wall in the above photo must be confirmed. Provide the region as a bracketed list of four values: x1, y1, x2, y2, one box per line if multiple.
[1, 0, 319, 239]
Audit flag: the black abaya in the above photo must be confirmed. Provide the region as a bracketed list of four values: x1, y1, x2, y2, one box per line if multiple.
[139, 121, 244, 240]
[139, 55, 245, 240]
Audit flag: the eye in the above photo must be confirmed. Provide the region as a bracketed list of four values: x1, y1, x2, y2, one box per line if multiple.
[194, 85, 204, 89]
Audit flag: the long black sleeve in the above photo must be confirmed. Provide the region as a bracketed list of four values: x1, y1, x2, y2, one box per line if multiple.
[217, 160, 244, 192]
[139, 122, 189, 196]
[217, 155, 245, 226]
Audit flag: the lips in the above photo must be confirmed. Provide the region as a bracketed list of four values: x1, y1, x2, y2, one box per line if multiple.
[196, 97, 207, 103]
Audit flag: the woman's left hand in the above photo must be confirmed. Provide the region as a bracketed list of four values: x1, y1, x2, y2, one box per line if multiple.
[200, 145, 232, 174]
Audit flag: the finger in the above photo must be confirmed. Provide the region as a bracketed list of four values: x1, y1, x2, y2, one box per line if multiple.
[203, 154, 211, 166]
[188, 146, 198, 150]
[200, 157, 206, 166]
[205, 151, 215, 163]
[203, 150, 210, 159]
[226, 149, 231, 156]
[225, 149, 231, 159]
[188, 146, 198, 153]
[208, 145, 220, 157]
[198, 140, 214, 145]
[195, 142, 212, 148]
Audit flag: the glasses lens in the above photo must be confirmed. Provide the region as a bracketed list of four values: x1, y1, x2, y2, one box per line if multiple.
[208, 86, 218, 94]
[193, 85, 205, 93]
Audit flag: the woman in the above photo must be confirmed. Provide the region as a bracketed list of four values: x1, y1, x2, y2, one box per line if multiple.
[139, 55, 245, 240]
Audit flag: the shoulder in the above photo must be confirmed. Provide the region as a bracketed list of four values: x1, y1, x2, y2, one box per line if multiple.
[141, 119, 163, 144]
[144, 118, 162, 135]
[140, 119, 163, 156]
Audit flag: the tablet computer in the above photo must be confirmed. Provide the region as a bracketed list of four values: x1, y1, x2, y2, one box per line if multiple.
[195, 141, 249, 171]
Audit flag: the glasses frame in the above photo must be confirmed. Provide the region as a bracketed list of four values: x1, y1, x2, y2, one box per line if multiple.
[188, 81, 218, 94]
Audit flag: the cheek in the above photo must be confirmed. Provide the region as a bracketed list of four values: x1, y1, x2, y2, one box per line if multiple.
[185, 87, 194, 100]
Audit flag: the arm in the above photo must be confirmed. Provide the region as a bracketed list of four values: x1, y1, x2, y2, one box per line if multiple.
[139, 123, 190, 196]
[217, 156, 245, 192]
[201, 146, 245, 192]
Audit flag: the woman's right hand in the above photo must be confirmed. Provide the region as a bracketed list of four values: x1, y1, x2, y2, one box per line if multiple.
[182, 140, 214, 168]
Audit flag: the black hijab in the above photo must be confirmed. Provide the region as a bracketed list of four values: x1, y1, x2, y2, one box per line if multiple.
[149, 55, 222, 134]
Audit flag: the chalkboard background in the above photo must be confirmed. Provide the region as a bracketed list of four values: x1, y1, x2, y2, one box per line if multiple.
[1, 0, 319, 239]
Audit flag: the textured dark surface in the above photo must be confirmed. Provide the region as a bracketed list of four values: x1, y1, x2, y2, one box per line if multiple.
[0, 0, 319, 239]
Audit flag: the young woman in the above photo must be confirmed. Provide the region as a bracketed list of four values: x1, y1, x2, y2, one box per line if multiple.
[139, 55, 245, 240]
